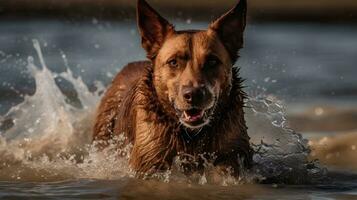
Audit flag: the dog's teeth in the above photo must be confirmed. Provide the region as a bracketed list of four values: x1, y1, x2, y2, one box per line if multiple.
[183, 111, 189, 119]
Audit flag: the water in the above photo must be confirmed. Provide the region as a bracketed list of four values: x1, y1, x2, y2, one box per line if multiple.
[0, 20, 357, 199]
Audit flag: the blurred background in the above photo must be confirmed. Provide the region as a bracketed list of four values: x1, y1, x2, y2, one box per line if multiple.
[2, 0, 357, 22]
[0, 0, 357, 168]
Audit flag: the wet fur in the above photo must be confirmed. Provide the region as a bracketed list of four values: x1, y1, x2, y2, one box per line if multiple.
[94, 62, 252, 175]
[93, 0, 253, 177]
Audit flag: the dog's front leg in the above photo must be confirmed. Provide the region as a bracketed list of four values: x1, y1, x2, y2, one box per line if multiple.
[129, 108, 176, 177]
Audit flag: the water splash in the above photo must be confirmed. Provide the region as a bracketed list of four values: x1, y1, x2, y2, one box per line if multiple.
[0, 40, 326, 183]
[0, 40, 130, 181]
[245, 96, 326, 183]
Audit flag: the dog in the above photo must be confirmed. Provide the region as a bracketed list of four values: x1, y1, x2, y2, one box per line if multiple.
[93, 0, 253, 178]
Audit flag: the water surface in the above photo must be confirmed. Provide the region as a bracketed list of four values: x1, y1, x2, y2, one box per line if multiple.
[1, 20, 357, 199]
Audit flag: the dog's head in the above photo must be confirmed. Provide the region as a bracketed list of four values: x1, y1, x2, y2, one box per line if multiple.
[137, 0, 246, 129]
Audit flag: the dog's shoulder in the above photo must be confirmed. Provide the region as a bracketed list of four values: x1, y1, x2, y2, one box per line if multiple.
[93, 60, 151, 142]
[111, 61, 151, 86]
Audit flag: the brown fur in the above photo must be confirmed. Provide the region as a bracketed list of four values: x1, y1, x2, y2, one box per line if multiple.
[93, 0, 253, 177]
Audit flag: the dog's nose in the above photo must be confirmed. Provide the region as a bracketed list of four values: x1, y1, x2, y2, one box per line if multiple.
[182, 86, 206, 104]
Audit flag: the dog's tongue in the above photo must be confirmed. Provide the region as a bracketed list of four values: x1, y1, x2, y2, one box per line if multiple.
[183, 109, 204, 122]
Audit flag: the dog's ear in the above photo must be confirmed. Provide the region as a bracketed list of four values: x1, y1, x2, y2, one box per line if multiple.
[209, 0, 247, 64]
[137, 0, 174, 59]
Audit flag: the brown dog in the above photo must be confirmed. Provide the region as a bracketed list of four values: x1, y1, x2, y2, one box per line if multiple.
[93, 0, 253, 177]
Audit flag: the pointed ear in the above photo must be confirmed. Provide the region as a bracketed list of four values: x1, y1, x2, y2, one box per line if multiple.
[137, 0, 175, 59]
[209, 0, 247, 64]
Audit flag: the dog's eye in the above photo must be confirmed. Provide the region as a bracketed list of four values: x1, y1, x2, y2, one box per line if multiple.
[205, 55, 220, 68]
[168, 59, 178, 68]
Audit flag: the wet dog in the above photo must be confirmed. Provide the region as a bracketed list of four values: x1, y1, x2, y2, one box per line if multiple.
[93, 0, 253, 177]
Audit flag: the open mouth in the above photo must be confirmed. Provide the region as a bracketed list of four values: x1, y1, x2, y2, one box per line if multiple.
[179, 108, 209, 128]
[183, 108, 204, 122]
